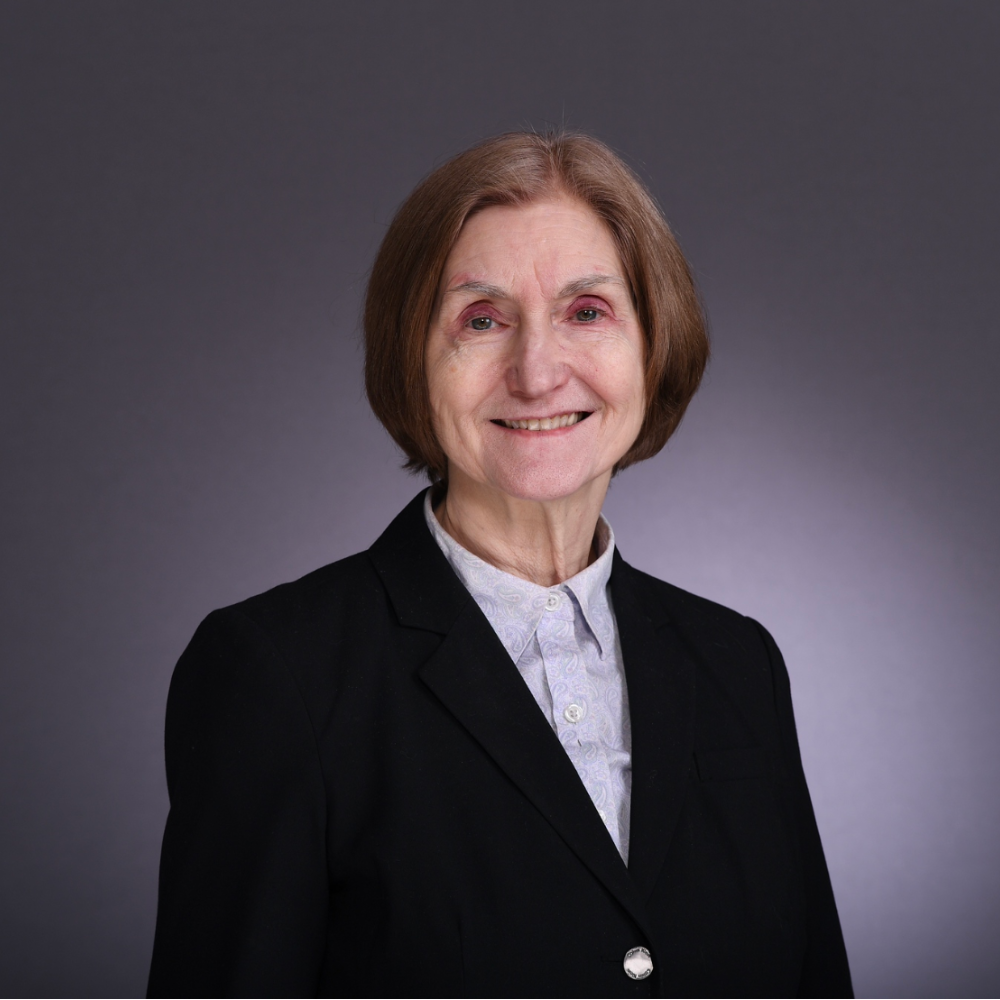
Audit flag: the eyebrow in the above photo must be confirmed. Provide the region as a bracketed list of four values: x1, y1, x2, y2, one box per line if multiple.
[558, 273, 626, 297]
[444, 280, 508, 298]
[443, 273, 626, 300]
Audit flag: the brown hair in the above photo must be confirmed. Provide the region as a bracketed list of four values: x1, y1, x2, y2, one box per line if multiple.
[364, 130, 708, 481]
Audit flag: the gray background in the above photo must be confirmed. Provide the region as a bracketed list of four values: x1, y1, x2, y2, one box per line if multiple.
[2, 1, 998, 996]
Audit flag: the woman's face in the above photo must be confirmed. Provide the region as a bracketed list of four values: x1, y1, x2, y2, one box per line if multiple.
[426, 193, 647, 505]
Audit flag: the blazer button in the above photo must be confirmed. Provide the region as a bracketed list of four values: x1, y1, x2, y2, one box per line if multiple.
[623, 946, 653, 980]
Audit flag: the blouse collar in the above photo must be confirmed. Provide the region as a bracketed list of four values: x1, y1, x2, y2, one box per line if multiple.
[423, 489, 617, 663]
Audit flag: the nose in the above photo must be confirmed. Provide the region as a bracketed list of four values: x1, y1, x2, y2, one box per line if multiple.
[505, 319, 568, 399]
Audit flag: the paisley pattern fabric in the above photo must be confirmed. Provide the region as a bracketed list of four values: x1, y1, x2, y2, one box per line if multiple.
[423, 491, 632, 861]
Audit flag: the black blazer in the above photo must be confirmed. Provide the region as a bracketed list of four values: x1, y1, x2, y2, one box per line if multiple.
[148, 491, 852, 998]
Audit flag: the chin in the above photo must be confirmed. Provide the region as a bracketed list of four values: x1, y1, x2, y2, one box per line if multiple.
[484, 460, 606, 504]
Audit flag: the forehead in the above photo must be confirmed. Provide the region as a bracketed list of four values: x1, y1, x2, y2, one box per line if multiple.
[442, 195, 625, 289]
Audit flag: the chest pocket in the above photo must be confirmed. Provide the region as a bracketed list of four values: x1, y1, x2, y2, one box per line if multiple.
[694, 746, 767, 781]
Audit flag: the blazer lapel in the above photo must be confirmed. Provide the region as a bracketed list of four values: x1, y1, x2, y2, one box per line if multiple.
[368, 492, 656, 942]
[611, 552, 697, 901]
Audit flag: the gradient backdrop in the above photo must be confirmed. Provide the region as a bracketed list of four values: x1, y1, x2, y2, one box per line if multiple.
[2, 2, 998, 996]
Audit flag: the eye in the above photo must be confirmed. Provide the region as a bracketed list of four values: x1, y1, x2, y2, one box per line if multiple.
[574, 307, 601, 322]
[468, 315, 494, 331]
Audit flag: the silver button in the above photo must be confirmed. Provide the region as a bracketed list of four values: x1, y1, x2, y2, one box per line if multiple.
[563, 703, 584, 724]
[623, 946, 653, 980]
[544, 593, 561, 610]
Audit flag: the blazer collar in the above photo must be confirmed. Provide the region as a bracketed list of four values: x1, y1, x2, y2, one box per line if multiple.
[610, 550, 698, 901]
[368, 495, 710, 923]
[367, 489, 469, 635]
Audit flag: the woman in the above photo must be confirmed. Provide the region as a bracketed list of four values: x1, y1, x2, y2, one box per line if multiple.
[148, 132, 852, 998]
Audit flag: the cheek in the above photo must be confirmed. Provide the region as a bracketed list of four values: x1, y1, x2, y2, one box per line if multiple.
[587, 339, 646, 413]
[617, 334, 647, 407]
[426, 348, 500, 428]
[426, 337, 465, 416]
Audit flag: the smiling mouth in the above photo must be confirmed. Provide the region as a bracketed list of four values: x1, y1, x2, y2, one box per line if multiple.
[492, 411, 590, 431]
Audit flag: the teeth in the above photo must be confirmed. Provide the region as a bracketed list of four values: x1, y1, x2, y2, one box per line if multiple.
[500, 412, 584, 431]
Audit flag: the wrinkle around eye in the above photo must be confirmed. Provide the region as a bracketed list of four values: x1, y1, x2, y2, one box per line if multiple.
[567, 294, 618, 323]
[455, 302, 508, 330]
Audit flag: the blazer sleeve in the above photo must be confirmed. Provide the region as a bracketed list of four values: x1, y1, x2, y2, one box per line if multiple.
[147, 608, 328, 998]
[751, 619, 854, 999]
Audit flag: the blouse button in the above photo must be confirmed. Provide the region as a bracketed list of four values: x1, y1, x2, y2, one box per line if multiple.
[563, 703, 584, 724]
[545, 593, 561, 610]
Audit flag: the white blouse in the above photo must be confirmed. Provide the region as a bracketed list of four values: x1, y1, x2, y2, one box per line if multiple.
[424, 490, 633, 861]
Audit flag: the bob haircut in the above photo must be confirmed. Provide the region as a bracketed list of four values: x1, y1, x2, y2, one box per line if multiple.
[364, 130, 709, 482]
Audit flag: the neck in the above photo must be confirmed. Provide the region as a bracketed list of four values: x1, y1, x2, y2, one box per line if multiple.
[435, 470, 611, 587]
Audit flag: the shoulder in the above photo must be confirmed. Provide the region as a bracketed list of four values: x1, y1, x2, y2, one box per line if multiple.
[623, 562, 743, 622]
[173, 492, 445, 717]
[613, 555, 787, 739]
[164, 549, 396, 779]
[615, 556, 770, 661]
[215, 488, 440, 646]
[220, 549, 384, 638]
[174, 547, 378, 651]
[185, 548, 395, 698]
